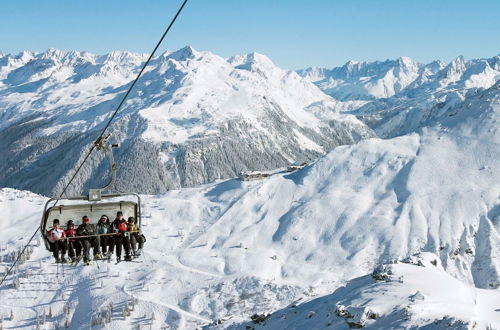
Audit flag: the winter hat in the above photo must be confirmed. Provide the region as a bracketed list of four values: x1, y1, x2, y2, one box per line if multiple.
[53, 219, 60, 225]
[100, 215, 108, 221]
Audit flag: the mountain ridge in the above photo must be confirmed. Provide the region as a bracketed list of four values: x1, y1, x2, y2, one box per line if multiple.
[298, 54, 500, 138]
[0, 47, 374, 196]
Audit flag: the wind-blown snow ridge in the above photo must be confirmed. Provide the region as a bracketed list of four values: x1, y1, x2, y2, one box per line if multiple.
[0, 47, 373, 196]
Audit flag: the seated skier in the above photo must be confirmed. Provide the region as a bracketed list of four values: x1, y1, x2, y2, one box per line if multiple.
[66, 220, 81, 262]
[76, 215, 98, 264]
[96, 215, 114, 258]
[127, 217, 145, 257]
[48, 219, 67, 263]
[112, 211, 132, 262]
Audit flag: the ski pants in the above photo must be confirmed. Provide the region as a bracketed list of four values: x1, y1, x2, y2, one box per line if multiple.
[50, 240, 67, 260]
[97, 235, 114, 255]
[114, 235, 131, 258]
[79, 237, 98, 261]
[130, 233, 145, 253]
[67, 240, 81, 258]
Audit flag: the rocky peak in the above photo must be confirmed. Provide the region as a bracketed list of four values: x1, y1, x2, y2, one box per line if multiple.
[168, 45, 199, 62]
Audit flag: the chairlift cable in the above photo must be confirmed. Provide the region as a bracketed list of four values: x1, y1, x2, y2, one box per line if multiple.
[0, 0, 190, 288]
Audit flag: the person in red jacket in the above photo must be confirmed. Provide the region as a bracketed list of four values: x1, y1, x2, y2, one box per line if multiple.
[66, 220, 81, 262]
[48, 219, 67, 263]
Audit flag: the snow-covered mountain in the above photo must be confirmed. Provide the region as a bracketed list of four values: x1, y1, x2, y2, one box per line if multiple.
[0, 81, 498, 329]
[298, 55, 500, 138]
[0, 47, 374, 196]
[298, 56, 425, 100]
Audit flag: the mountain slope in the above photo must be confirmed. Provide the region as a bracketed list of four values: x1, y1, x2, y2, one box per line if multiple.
[0, 47, 373, 196]
[224, 253, 500, 329]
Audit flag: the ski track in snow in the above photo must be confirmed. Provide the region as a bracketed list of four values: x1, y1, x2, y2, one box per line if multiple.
[122, 284, 211, 324]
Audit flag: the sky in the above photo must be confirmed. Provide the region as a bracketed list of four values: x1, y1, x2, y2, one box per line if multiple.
[1, 0, 499, 69]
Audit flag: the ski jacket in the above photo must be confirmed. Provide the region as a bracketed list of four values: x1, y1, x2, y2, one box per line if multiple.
[76, 223, 96, 237]
[127, 223, 138, 233]
[48, 227, 66, 243]
[96, 222, 112, 235]
[66, 227, 77, 242]
[112, 219, 128, 234]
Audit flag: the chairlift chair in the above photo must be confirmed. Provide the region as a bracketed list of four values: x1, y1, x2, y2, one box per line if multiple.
[39, 135, 142, 252]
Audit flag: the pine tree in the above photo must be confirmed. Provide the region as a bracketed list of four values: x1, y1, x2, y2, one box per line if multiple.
[35, 311, 40, 329]
[64, 302, 71, 316]
[13, 277, 20, 290]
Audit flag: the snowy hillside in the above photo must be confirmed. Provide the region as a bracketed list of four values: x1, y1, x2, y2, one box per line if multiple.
[0, 47, 373, 196]
[223, 253, 500, 329]
[225, 253, 500, 329]
[298, 55, 500, 138]
[0, 81, 498, 329]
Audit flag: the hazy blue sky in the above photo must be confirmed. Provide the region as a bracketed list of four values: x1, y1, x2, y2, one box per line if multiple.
[1, 0, 499, 69]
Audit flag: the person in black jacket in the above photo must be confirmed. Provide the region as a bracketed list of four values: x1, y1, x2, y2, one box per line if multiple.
[112, 211, 132, 262]
[76, 215, 98, 264]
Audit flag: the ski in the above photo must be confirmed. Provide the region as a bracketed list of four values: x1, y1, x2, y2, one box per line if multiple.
[72, 256, 82, 267]
[115, 259, 143, 265]
[98, 256, 111, 261]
